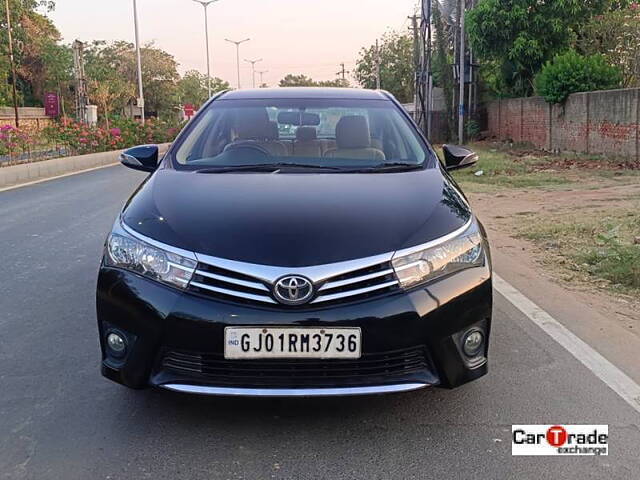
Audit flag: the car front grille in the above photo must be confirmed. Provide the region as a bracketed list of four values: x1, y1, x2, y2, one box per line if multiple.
[187, 253, 400, 307]
[161, 346, 432, 387]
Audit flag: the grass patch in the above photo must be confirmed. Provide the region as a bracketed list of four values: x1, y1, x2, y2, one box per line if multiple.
[449, 145, 573, 190]
[517, 209, 640, 293]
[445, 142, 640, 191]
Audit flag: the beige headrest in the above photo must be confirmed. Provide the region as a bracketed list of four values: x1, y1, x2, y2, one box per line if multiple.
[335, 115, 371, 149]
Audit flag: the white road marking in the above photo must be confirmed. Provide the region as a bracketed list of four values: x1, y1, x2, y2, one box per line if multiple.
[0, 162, 119, 193]
[494, 273, 640, 417]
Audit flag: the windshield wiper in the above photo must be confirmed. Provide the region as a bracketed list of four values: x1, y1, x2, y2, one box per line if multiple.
[195, 163, 345, 173]
[340, 163, 424, 173]
[195, 164, 281, 173]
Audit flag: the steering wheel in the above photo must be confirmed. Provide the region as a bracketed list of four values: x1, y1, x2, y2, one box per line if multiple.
[223, 140, 271, 156]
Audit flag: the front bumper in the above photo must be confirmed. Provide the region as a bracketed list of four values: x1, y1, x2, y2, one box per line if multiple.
[96, 263, 492, 396]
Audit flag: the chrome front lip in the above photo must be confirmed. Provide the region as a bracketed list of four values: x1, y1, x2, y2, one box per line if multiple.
[160, 383, 429, 397]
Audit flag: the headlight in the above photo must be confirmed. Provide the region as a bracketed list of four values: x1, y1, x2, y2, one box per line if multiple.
[104, 220, 196, 289]
[391, 220, 484, 289]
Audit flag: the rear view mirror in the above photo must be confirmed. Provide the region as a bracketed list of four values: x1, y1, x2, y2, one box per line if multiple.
[277, 111, 321, 126]
[442, 145, 478, 171]
[120, 145, 159, 173]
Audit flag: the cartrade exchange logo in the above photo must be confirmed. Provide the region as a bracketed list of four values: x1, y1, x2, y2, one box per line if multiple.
[512, 425, 608, 456]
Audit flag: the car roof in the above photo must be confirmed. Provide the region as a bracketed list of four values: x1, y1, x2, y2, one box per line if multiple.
[219, 87, 391, 101]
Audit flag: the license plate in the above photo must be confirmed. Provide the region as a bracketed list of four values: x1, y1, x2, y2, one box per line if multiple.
[224, 327, 361, 359]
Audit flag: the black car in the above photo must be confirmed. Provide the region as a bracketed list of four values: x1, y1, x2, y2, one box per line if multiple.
[97, 88, 492, 397]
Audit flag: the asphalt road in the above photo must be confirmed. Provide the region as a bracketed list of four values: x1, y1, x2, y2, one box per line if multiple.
[1, 166, 639, 480]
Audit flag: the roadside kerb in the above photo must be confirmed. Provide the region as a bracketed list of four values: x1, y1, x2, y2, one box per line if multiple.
[0, 143, 171, 189]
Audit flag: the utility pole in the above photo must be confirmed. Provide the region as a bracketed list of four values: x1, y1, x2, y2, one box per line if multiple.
[421, 0, 433, 139]
[244, 58, 262, 88]
[409, 13, 420, 122]
[133, 0, 145, 122]
[375, 39, 381, 90]
[193, 0, 219, 98]
[468, 0, 476, 118]
[225, 38, 250, 89]
[336, 63, 348, 82]
[256, 70, 268, 87]
[4, 0, 19, 127]
[72, 40, 88, 124]
[458, 0, 466, 144]
[411, 0, 433, 139]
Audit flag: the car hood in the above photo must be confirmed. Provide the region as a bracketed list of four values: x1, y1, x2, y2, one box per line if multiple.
[122, 168, 471, 267]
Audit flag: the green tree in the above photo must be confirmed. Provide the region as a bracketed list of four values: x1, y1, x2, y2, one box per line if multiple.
[16, 12, 70, 105]
[534, 50, 622, 103]
[578, 3, 640, 87]
[355, 32, 414, 103]
[317, 78, 350, 87]
[84, 41, 137, 119]
[1, 0, 59, 106]
[467, 0, 624, 97]
[84, 41, 180, 118]
[279, 74, 318, 87]
[279, 74, 349, 88]
[40, 42, 73, 116]
[139, 43, 180, 115]
[177, 70, 229, 108]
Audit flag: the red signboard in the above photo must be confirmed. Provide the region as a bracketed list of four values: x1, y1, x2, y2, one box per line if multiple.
[44, 93, 59, 117]
[183, 104, 195, 118]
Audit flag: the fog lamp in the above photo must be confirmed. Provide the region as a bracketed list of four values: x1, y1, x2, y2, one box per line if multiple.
[106, 332, 127, 356]
[462, 330, 484, 357]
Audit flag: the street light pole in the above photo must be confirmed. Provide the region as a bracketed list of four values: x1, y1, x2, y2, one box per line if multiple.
[244, 58, 262, 88]
[225, 38, 250, 89]
[132, 0, 145, 122]
[193, 0, 218, 98]
[4, 0, 19, 127]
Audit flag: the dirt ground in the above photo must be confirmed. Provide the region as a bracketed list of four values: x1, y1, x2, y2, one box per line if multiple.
[466, 179, 640, 332]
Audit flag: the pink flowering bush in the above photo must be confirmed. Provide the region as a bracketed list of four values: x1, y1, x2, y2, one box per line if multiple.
[0, 125, 35, 159]
[43, 119, 124, 154]
[42, 117, 184, 157]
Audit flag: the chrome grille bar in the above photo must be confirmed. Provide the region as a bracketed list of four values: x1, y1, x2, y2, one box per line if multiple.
[194, 251, 394, 285]
[194, 269, 269, 292]
[191, 254, 400, 306]
[190, 281, 277, 304]
[318, 268, 394, 291]
[312, 280, 399, 304]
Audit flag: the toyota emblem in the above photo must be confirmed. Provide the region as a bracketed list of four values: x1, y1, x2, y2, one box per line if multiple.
[273, 275, 314, 305]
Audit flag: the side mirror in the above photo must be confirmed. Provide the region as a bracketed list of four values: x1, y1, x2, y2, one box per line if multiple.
[442, 144, 478, 171]
[119, 145, 159, 172]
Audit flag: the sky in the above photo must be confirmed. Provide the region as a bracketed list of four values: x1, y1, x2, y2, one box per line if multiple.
[48, 0, 418, 89]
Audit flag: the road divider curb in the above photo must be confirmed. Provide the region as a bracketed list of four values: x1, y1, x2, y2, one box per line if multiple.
[0, 143, 171, 191]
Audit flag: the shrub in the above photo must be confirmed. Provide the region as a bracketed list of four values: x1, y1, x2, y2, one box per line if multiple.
[42, 117, 185, 156]
[465, 120, 481, 140]
[578, 227, 640, 289]
[42, 120, 125, 154]
[0, 125, 35, 158]
[534, 51, 622, 104]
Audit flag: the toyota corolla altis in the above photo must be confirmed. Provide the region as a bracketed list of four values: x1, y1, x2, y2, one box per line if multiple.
[97, 88, 492, 397]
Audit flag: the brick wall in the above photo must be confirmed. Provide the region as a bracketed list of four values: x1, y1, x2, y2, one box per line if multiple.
[521, 97, 550, 149]
[0, 107, 54, 133]
[486, 88, 640, 159]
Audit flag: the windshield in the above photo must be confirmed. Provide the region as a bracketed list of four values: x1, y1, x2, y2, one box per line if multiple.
[172, 98, 431, 171]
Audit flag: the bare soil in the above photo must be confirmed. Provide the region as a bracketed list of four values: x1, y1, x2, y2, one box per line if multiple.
[466, 181, 640, 330]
